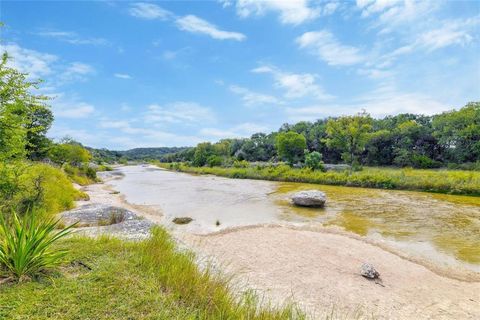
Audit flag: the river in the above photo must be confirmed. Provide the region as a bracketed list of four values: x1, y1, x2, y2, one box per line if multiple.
[105, 165, 480, 273]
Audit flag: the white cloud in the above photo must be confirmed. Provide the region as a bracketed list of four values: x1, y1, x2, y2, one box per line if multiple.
[416, 18, 479, 51]
[175, 15, 246, 41]
[129, 2, 172, 20]
[296, 30, 364, 66]
[36, 30, 109, 46]
[49, 93, 96, 119]
[0, 43, 57, 78]
[114, 73, 132, 79]
[229, 0, 321, 25]
[252, 65, 333, 100]
[229, 85, 282, 106]
[145, 102, 216, 125]
[60, 62, 95, 83]
[356, 0, 439, 34]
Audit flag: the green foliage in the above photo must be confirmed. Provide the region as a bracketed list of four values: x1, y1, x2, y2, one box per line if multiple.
[0, 53, 53, 162]
[160, 163, 480, 196]
[304, 151, 324, 171]
[275, 131, 307, 165]
[48, 141, 92, 167]
[192, 142, 212, 167]
[0, 211, 75, 281]
[233, 159, 249, 168]
[206, 155, 223, 167]
[0, 162, 79, 217]
[432, 102, 480, 163]
[325, 111, 373, 168]
[0, 229, 305, 319]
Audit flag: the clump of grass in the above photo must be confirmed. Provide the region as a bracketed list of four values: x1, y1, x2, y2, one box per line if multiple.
[0, 211, 76, 282]
[0, 227, 305, 319]
[157, 163, 480, 196]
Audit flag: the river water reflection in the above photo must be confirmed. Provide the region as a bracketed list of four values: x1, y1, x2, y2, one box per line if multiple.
[106, 165, 480, 272]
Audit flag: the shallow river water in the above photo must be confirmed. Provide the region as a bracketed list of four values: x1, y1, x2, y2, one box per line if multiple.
[106, 165, 480, 272]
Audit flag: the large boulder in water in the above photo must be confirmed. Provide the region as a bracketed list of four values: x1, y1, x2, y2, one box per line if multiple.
[291, 190, 326, 207]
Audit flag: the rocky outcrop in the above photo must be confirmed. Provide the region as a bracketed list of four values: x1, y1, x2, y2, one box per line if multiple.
[291, 190, 326, 207]
[61, 204, 155, 240]
[61, 204, 136, 227]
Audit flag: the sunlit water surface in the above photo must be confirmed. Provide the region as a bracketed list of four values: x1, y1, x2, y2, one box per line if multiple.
[106, 165, 480, 272]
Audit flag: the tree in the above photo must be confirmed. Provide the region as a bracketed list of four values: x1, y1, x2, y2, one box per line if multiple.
[305, 151, 324, 171]
[325, 111, 373, 168]
[0, 52, 53, 162]
[275, 131, 307, 165]
[48, 141, 92, 166]
[192, 142, 213, 167]
[432, 102, 480, 163]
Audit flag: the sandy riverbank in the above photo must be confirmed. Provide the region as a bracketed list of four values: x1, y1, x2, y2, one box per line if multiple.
[76, 175, 480, 319]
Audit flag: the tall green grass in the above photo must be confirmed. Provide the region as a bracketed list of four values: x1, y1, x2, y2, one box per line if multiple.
[0, 227, 306, 319]
[0, 162, 84, 217]
[158, 163, 480, 196]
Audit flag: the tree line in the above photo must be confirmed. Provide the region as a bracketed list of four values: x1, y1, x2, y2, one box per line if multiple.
[162, 104, 480, 170]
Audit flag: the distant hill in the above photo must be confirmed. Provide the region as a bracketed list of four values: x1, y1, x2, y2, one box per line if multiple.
[87, 147, 190, 163]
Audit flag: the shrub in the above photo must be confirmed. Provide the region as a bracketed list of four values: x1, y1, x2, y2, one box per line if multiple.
[233, 160, 249, 168]
[0, 211, 76, 281]
[206, 155, 223, 167]
[411, 154, 441, 169]
[304, 151, 325, 171]
[0, 162, 79, 217]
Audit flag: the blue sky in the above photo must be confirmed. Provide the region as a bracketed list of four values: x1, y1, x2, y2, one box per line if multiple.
[1, 0, 479, 149]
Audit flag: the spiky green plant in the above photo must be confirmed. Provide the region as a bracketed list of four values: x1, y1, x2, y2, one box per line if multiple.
[0, 212, 76, 281]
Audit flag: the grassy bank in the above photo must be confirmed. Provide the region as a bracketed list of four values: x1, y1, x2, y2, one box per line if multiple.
[0, 227, 304, 319]
[158, 163, 480, 196]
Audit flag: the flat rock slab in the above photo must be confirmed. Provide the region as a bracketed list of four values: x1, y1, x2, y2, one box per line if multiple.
[291, 190, 326, 207]
[62, 204, 137, 227]
[62, 203, 155, 240]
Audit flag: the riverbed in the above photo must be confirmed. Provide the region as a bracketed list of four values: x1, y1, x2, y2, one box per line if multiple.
[104, 165, 480, 273]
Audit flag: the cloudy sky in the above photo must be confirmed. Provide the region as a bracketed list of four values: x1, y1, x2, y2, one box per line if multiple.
[1, 0, 479, 149]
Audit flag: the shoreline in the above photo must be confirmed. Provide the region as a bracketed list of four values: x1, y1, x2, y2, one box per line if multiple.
[74, 169, 480, 319]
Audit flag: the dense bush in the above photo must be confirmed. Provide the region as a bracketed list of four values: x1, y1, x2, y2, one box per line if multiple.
[304, 151, 324, 171]
[0, 162, 81, 217]
[206, 155, 223, 167]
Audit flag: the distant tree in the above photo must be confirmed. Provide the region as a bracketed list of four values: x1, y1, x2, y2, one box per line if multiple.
[192, 142, 213, 167]
[432, 102, 480, 163]
[275, 131, 307, 165]
[304, 150, 324, 171]
[48, 140, 92, 166]
[325, 111, 373, 168]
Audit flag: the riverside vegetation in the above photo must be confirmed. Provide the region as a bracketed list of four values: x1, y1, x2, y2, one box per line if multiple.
[0, 49, 304, 318]
[159, 163, 480, 196]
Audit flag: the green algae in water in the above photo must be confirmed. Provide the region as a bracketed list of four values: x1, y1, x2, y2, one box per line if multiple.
[273, 181, 480, 265]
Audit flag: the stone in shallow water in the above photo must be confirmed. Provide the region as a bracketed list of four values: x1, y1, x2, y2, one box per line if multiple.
[172, 217, 193, 225]
[360, 263, 380, 279]
[291, 190, 327, 207]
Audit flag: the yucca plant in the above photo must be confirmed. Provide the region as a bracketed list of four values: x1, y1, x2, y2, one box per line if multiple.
[0, 212, 76, 281]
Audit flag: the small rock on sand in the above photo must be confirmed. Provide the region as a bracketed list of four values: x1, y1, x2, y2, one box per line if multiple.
[361, 263, 380, 279]
[172, 217, 193, 225]
[291, 190, 326, 207]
